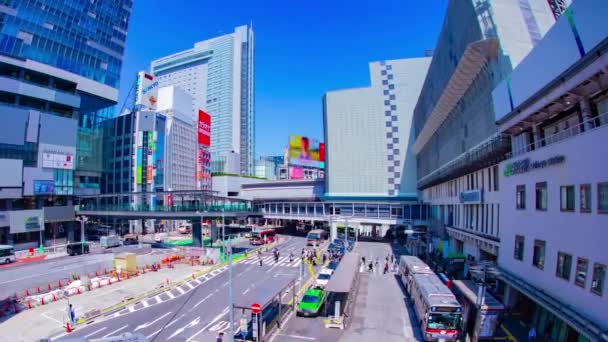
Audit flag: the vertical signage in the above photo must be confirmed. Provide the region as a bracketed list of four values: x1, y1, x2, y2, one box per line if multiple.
[198, 110, 211, 146]
[135, 71, 159, 110]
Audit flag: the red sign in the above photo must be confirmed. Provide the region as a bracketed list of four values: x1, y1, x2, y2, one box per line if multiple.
[251, 303, 261, 314]
[198, 110, 211, 146]
[319, 142, 325, 162]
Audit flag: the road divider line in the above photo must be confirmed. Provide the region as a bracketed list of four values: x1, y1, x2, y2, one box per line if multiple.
[84, 327, 107, 338]
[147, 329, 162, 339]
[103, 324, 128, 338]
[190, 293, 213, 311]
[165, 313, 185, 328]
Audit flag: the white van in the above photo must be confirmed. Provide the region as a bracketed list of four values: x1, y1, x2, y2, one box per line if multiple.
[0, 245, 17, 264]
[100, 235, 121, 249]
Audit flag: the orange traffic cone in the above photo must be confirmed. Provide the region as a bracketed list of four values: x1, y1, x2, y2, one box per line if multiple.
[66, 322, 72, 333]
[41, 297, 45, 305]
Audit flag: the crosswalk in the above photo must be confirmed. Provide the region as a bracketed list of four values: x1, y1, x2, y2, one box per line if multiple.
[239, 255, 302, 268]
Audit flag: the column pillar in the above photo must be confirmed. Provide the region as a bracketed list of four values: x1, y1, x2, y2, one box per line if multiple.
[66, 222, 75, 242]
[192, 219, 202, 247]
[330, 219, 338, 242]
[580, 97, 595, 131]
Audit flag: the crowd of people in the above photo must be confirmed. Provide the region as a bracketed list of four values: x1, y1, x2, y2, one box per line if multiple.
[361, 253, 397, 274]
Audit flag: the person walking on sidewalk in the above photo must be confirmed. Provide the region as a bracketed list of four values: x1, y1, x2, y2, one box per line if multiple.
[383, 262, 389, 274]
[216, 332, 224, 342]
[528, 326, 536, 342]
[368, 261, 374, 273]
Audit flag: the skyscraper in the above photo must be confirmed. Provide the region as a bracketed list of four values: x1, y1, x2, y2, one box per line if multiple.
[0, 0, 132, 246]
[150, 25, 255, 176]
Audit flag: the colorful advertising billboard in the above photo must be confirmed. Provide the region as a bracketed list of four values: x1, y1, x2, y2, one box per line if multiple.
[198, 110, 211, 146]
[135, 71, 159, 110]
[288, 136, 325, 169]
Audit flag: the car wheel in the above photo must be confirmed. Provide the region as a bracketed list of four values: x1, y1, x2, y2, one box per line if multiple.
[4, 258, 10, 264]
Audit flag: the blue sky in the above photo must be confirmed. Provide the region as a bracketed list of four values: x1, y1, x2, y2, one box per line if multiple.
[118, 0, 447, 157]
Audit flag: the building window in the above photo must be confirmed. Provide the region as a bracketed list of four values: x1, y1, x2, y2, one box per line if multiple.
[575, 258, 589, 288]
[555, 252, 572, 280]
[535, 182, 547, 211]
[560, 185, 575, 212]
[514, 235, 524, 261]
[598, 182, 608, 213]
[580, 184, 592, 213]
[532, 240, 546, 270]
[516, 185, 526, 210]
[493, 165, 499, 191]
[591, 263, 606, 296]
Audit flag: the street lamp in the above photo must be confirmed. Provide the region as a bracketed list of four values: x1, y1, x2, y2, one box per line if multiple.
[75, 216, 89, 255]
[226, 240, 234, 342]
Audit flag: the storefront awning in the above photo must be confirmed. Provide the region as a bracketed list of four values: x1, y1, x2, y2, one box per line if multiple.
[499, 268, 608, 341]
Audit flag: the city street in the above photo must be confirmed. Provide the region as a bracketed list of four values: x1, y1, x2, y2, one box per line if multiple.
[52, 236, 312, 341]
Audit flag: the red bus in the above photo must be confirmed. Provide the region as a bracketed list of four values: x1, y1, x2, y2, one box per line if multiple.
[249, 229, 276, 245]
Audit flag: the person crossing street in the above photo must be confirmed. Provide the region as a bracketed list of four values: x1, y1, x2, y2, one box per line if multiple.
[258, 250, 263, 267]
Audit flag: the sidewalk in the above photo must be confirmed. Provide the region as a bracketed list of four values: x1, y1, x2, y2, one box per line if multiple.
[339, 241, 423, 342]
[0, 263, 210, 342]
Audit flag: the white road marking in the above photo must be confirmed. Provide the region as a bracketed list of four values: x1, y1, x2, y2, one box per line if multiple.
[142, 300, 149, 308]
[242, 287, 250, 294]
[134, 311, 172, 331]
[176, 286, 186, 294]
[193, 278, 202, 284]
[165, 314, 185, 328]
[102, 324, 129, 338]
[185, 281, 195, 289]
[168, 316, 200, 340]
[84, 327, 107, 338]
[147, 329, 162, 339]
[113, 312, 120, 318]
[128, 305, 135, 312]
[190, 293, 213, 311]
[154, 295, 162, 304]
[186, 307, 229, 341]
[293, 258, 302, 266]
[166, 291, 175, 299]
[276, 334, 316, 340]
[42, 312, 63, 324]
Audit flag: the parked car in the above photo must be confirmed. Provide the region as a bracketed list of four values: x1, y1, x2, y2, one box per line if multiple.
[122, 234, 139, 246]
[315, 268, 333, 288]
[67, 242, 90, 256]
[297, 287, 326, 317]
[177, 224, 192, 234]
[325, 261, 339, 271]
[100, 235, 120, 249]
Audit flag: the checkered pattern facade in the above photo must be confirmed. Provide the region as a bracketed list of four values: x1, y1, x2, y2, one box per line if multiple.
[379, 61, 401, 196]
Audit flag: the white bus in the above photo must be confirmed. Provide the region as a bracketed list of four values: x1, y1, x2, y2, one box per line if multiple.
[399, 256, 462, 341]
[0, 245, 17, 264]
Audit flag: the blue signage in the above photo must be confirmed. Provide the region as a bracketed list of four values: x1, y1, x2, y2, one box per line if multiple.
[460, 190, 483, 204]
[33, 180, 54, 195]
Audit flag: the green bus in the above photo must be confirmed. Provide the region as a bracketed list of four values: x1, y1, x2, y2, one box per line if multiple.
[0, 245, 17, 264]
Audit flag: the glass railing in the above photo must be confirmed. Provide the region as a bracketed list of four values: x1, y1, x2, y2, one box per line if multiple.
[78, 203, 254, 213]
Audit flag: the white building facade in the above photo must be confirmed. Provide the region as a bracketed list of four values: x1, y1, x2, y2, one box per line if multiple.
[150, 25, 255, 175]
[492, 1, 608, 340]
[413, 0, 555, 265]
[324, 57, 431, 200]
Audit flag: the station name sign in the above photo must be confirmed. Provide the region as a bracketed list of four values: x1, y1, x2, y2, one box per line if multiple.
[504, 155, 565, 177]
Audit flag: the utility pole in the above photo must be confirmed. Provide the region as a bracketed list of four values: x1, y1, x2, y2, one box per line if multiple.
[75, 216, 89, 255]
[227, 241, 234, 342]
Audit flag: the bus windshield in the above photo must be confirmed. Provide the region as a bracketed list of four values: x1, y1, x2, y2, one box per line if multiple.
[427, 312, 461, 330]
[0, 246, 15, 257]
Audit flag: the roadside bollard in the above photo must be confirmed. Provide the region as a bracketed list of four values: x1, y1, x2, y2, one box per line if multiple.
[25, 289, 30, 296]
[41, 297, 45, 305]
[52, 294, 56, 302]
[192, 273, 195, 280]
[27, 301, 32, 309]
[47, 283, 51, 291]
[37, 287, 40, 294]
[58, 280, 62, 287]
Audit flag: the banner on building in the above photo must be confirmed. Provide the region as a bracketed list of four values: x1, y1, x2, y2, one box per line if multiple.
[39, 143, 75, 170]
[9, 209, 44, 233]
[135, 71, 159, 110]
[198, 110, 211, 146]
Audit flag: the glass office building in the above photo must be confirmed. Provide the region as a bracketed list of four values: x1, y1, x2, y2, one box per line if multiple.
[0, 0, 132, 247]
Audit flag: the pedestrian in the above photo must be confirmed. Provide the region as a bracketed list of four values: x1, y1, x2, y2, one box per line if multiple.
[362, 256, 366, 265]
[216, 332, 224, 342]
[528, 326, 536, 342]
[258, 250, 263, 267]
[68, 304, 75, 324]
[322, 253, 327, 265]
[289, 252, 294, 263]
[368, 261, 373, 273]
[383, 262, 389, 274]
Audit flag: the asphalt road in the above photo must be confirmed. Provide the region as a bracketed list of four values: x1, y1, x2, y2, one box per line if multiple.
[53, 236, 312, 342]
[0, 245, 161, 300]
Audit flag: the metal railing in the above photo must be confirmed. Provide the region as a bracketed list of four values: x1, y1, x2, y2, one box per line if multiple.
[507, 112, 608, 159]
[260, 201, 429, 221]
[77, 203, 254, 213]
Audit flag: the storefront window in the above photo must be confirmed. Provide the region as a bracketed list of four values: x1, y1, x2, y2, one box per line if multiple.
[536, 182, 547, 211]
[555, 252, 572, 280]
[560, 185, 575, 212]
[533, 240, 546, 269]
[516, 185, 526, 210]
[514, 235, 524, 261]
[575, 258, 588, 288]
[580, 184, 591, 213]
[598, 182, 608, 213]
[591, 263, 606, 296]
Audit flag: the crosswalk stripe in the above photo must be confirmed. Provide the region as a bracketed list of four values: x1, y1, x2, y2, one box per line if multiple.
[129, 306, 135, 312]
[154, 295, 162, 304]
[176, 286, 186, 294]
[293, 259, 302, 266]
[166, 291, 175, 299]
[142, 301, 149, 308]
